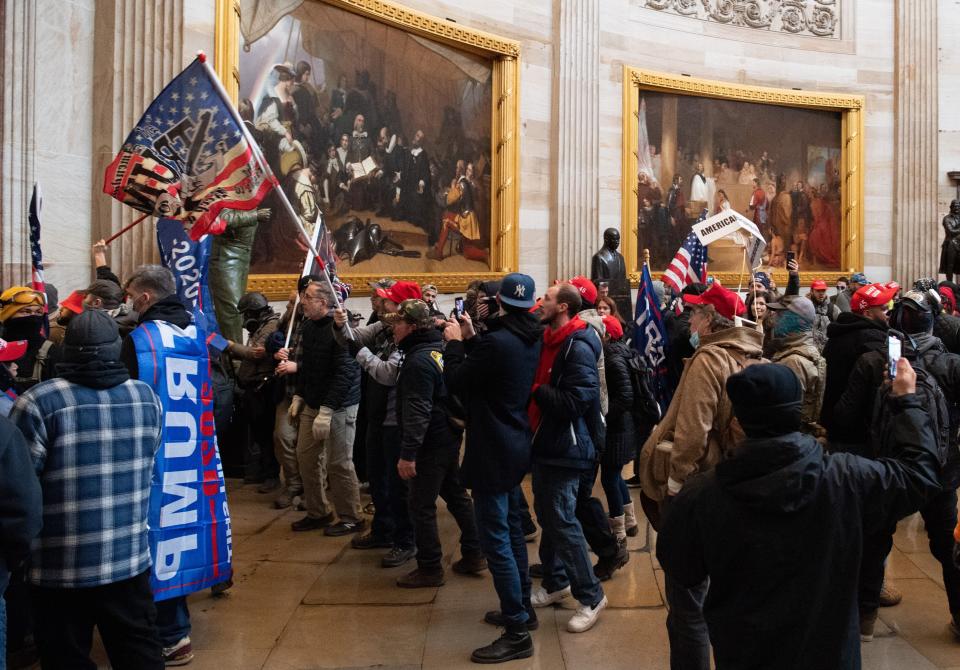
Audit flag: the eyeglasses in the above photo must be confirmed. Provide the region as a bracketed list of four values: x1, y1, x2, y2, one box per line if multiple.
[302, 293, 326, 303]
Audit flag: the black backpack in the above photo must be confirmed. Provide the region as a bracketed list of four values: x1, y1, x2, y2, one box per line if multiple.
[624, 349, 662, 429]
[870, 355, 952, 467]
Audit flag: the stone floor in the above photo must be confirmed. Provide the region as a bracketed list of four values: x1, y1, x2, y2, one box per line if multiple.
[99, 475, 960, 669]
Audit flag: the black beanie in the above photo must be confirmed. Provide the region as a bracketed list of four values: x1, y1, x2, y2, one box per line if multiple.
[63, 309, 122, 363]
[726, 364, 803, 438]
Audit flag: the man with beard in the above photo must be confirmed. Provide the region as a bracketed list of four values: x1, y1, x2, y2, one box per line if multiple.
[0, 286, 52, 393]
[400, 130, 432, 232]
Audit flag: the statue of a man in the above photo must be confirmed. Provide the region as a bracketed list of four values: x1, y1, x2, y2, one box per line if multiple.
[591, 227, 633, 319]
[941, 199, 960, 282]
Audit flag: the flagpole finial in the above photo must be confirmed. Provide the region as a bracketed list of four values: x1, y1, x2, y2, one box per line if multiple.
[197, 51, 207, 63]
[643, 248, 650, 265]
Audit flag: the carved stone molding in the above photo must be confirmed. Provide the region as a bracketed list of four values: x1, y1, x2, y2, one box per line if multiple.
[643, 0, 840, 39]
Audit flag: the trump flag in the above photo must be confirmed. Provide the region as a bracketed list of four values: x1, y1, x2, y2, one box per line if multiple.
[103, 54, 276, 240]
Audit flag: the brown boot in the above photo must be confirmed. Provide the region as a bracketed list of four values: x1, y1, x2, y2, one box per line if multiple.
[879, 581, 902, 607]
[397, 567, 445, 588]
[452, 554, 488, 575]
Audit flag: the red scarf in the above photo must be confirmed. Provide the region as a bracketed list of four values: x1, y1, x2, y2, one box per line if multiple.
[528, 316, 588, 431]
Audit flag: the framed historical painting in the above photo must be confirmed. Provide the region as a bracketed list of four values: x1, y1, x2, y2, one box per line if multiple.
[621, 67, 864, 287]
[214, 0, 520, 298]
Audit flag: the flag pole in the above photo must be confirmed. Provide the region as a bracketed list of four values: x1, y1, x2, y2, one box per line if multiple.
[196, 52, 344, 311]
[104, 212, 151, 246]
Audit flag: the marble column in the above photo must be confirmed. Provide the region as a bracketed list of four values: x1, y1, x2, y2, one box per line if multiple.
[894, 0, 938, 282]
[0, 1, 36, 286]
[555, 0, 599, 279]
[92, 0, 184, 281]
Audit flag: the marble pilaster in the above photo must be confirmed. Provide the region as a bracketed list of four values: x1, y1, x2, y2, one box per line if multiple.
[555, 0, 600, 280]
[894, 0, 939, 282]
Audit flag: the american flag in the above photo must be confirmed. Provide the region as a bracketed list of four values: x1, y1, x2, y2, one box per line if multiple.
[661, 211, 709, 295]
[103, 54, 276, 240]
[633, 260, 669, 413]
[28, 183, 49, 336]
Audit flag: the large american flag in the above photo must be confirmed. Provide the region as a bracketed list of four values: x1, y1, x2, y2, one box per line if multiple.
[103, 55, 276, 240]
[661, 213, 709, 295]
[28, 183, 49, 335]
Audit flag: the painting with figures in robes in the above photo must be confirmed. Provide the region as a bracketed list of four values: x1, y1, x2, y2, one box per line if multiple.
[238, 1, 494, 278]
[635, 90, 844, 273]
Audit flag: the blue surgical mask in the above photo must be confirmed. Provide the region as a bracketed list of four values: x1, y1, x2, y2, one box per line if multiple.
[689, 330, 700, 349]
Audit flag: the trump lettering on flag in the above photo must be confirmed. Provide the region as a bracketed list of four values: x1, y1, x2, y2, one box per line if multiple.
[103, 55, 276, 240]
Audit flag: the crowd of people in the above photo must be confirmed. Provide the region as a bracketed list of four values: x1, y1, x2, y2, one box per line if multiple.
[3, 236, 960, 667]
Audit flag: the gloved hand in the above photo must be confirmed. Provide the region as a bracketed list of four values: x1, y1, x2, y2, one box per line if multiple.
[288, 395, 304, 425]
[312, 406, 334, 442]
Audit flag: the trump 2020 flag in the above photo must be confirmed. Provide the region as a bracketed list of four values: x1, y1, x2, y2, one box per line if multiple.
[103, 54, 276, 240]
[634, 261, 670, 413]
[156, 218, 220, 337]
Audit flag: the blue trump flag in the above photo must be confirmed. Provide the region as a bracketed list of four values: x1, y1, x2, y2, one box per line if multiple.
[157, 218, 221, 339]
[633, 261, 670, 414]
[132, 319, 232, 600]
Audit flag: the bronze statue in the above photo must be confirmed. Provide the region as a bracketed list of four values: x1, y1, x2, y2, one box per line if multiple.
[591, 227, 632, 319]
[941, 199, 960, 282]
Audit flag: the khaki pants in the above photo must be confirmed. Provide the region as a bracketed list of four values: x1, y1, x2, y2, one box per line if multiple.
[296, 404, 363, 522]
[274, 398, 302, 496]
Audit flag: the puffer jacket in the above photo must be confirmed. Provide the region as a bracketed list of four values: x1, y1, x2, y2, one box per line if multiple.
[531, 326, 605, 470]
[770, 332, 826, 429]
[639, 326, 764, 501]
[820, 312, 888, 436]
[602, 339, 637, 468]
[934, 312, 960, 354]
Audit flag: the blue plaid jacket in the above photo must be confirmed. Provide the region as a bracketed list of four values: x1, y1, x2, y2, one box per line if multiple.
[9, 378, 162, 588]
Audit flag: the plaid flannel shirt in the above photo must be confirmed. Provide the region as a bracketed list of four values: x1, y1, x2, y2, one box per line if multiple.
[9, 378, 162, 588]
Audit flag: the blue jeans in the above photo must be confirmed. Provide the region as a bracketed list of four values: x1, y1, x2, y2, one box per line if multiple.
[532, 463, 603, 608]
[369, 426, 415, 549]
[1, 570, 8, 670]
[600, 464, 630, 517]
[665, 574, 710, 670]
[155, 596, 190, 647]
[473, 487, 531, 629]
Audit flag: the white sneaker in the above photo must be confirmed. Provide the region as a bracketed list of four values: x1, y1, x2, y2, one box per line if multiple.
[567, 595, 607, 633]
[530, 585, 572, 608]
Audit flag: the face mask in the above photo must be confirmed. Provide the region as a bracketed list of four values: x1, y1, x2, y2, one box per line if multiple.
[689, 330, 700, 349]
[3, 314, 45, 342]
[244, 318, 259, 334]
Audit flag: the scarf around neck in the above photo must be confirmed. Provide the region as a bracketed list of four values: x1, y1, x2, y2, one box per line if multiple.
[528, 316, 588, 431]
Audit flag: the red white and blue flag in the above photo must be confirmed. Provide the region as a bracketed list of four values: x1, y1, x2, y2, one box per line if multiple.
[661, 210, 709, 295]
[103, 55, 276, 240]
[633, 261, 669, 413]
[28, 183, 49, 336]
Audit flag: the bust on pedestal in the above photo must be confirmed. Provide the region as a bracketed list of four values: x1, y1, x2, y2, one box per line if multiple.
[591, 228, 632, 319]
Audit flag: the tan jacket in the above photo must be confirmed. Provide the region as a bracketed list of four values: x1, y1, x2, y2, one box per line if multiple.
[771, 333, 825, 427]
[639, 326, 763, 501]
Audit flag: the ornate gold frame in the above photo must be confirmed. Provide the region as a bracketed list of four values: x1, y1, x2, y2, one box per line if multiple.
[214, 0, 521, 298]
[621, 66, 865, 287]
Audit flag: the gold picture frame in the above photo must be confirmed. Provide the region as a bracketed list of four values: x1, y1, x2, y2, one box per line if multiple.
[215, 0, 520, 298]
[622, 66, 864, 287]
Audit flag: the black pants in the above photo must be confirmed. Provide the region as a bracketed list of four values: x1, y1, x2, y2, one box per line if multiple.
[243, 385, 279, 480]
[31, 570, 163, 670]
[369, 425, 415, 548]
[408, 444, 481, 570]
[576, 464, 618, 559]
[860, 487, 960, 613]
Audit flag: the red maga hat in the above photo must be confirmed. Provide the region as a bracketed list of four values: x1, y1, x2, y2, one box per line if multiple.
[851, 282, 899, 314]
[682, 282, 746, 321]
[0, 338, 27, 362]
[568, 276, 598, 306]
[376, 280, 422, 304]
[810, 280, 828, 291]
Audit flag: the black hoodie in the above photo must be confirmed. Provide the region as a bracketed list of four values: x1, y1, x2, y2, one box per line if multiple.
[820, 311, 888, 434]
[444, 310, 543, 493]
[657, 395, 939, 670]
[120, 294, 192, 379]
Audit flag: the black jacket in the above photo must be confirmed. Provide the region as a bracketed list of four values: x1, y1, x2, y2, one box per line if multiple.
[934, 313, 960, 354]
[820, 312, 888, 435]
[0, 415, 42, 579]
[444, 311, 542, 493]
[664, 308, 693, 395]
[657, 394, 940, 670]
[295, 316, 360, 410]
[396, 329, 459, 461]
[120, 294, 193, 379]
[602, 339, 637, 468]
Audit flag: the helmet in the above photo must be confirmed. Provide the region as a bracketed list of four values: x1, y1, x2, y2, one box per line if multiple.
[237, 291, 269, 314]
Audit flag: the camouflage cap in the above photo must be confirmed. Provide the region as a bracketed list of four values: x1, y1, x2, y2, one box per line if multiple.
[381, 299, 433, 328]
[367, 277, 398, 291]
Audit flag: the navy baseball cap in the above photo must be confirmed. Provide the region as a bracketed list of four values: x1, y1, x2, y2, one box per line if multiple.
[499, 273, 536, 308]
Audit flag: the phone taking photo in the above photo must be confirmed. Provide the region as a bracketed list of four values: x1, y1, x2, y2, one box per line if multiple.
[786, 250, 796, 264]
[454, 297, 464, 319]
[888, 335, 902, 379]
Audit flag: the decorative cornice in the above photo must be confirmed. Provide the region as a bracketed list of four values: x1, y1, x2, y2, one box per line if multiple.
[248, 271, 509, 300]
[323, 0, 520, 57]
[643, 0, 840, 39]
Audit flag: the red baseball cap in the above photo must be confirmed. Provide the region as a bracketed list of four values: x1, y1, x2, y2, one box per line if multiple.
[810, 280, 828, 291]
[601, 315, 624, 340]
[0, 338, 27, 362]
[682, 282, 746, 320]
[61, 290, 85, 315]
[376, 280, 422, 304]
[851, 282, 900, 314]
[568, 276, 598, 306]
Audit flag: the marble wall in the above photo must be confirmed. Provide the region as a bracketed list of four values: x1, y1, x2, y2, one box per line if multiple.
[10, 0, 960, 300]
